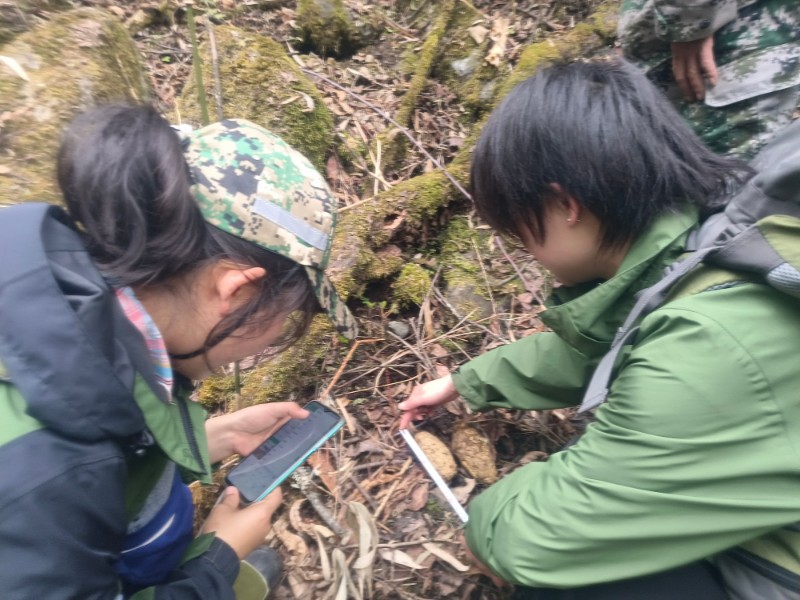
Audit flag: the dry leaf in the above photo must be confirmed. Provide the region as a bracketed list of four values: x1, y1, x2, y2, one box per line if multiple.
[435, 364, 452, 378]
[378, 547, 426, 569]
[429, 344, 449, 358]
[329, 548, 357, 600]
[485, 17, 510, 67]
[298, 91, 315, 112]
[406, 480, 430, 511]
[467, 24, 489, 45]
[346, 501, 378, 599]
[314, 524, 336, 538]
[451, 478, 476, 504]
[313, 529, 332, 582]
[308, 448, 338, 495]
[273, 515, 309, 558]
[288, 498, 315, 534]
[422, 542, 470, 572]
[287, 571, 315, 600]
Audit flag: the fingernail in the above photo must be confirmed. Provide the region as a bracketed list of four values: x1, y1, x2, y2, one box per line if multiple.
[398, 402, 406, 409]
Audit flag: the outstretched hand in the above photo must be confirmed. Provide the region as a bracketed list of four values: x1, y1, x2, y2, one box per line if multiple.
[206, 402, 309, 464]
[671, 36, 717, 102]
[397, 374, 460, 430]
[202, 486, 283, 559]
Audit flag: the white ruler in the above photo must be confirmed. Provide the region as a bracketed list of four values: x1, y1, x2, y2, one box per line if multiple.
[399, 428, 469, 523]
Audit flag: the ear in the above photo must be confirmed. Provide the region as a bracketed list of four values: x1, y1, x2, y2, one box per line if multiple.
[215, 265, 267, 317]
[547, 183, 582, 225]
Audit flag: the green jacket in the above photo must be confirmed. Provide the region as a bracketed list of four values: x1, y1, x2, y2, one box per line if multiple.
[456, 207, 800, 588]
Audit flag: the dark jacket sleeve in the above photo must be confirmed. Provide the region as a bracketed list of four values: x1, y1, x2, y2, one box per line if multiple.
[0, 429, 238, 600]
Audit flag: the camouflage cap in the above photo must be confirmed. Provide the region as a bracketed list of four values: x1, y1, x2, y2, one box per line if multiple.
[181, 119, 357, 339]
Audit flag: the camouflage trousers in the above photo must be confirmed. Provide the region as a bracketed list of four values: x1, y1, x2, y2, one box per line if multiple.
[678, 84, 800, 159]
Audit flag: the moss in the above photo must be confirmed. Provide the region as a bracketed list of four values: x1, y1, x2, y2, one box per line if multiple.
[437, 215, 498, 320]
[296, 0, 361, 58]
[0, 8, 151, 206]
[500, 0, 618, 96]
[195, 372, 239, 411]
[312, 0, 618, 307]
[238, 317, 336, 406]
[379, 0, 456, 169]
[391, 263, 432, 310]
[0, 0, 71, 45]
[180, 26, 334, 170]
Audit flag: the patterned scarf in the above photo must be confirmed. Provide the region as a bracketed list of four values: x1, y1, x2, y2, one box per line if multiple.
[115, 287, 173, 398]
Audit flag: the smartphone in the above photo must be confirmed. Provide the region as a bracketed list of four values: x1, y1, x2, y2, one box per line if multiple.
[225, 401, 344, 504]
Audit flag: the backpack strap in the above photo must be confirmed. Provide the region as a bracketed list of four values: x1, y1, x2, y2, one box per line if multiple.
[578, 247, 714, 413]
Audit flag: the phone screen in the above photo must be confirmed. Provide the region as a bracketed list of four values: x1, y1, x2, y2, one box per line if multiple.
[225, 401, 343, 504]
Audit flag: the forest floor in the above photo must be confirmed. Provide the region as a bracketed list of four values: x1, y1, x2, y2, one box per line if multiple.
[72, 1, 607, 598]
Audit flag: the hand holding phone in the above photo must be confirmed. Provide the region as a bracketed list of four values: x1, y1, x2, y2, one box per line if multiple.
[201, 486, 283, 559]
[225, 401, 344, 504]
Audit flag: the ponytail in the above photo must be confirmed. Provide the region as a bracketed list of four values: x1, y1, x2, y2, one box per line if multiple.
[57, 104, 207, 286]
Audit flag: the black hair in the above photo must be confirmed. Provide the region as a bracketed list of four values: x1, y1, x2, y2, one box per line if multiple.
[470, 58, 751, 250]
[57, 104, 319, 355]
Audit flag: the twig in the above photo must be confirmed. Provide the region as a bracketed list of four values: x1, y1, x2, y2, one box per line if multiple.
[374, 457, 413, 520]
[203, 17, 224, 121]
[186, 8, 209, 126]
[386, 331, 437, 378]
[321, 338, 384, 398]
[293, 466, 349, 538]
[300, 68, 472, 202]
[495, 235, 547, 306]
[347, 473, 378, 510]
[341, 538, 459, 550]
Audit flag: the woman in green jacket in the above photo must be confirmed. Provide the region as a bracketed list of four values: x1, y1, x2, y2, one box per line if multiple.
[399, 59, 800, 599]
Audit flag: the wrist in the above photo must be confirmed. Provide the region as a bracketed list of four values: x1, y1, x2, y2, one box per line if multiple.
[206, 414, 237, 464]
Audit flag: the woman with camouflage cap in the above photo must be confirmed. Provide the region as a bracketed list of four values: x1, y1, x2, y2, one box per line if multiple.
[0, 105, 356, 599]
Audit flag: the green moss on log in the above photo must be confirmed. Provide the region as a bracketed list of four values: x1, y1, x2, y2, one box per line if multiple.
[391, 263, 433, 310]
[296, 0, 357, 57]
[379, 0, 456, 169]
[180, 25, 334, 170]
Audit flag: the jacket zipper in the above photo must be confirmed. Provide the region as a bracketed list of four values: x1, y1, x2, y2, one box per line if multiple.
[176, 394, 206, 475]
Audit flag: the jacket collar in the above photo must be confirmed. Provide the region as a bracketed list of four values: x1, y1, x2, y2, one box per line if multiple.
[0, 204, 207, 475]
[540, 206, 698, 358]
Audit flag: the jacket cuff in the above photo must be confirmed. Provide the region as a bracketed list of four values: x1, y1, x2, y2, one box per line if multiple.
[197, 537, 241, 585]
[451, 367, 489, 413]
[655, 1, 738, 42]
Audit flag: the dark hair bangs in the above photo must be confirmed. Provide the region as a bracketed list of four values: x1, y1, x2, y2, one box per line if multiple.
[470, 58, 751, 249]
